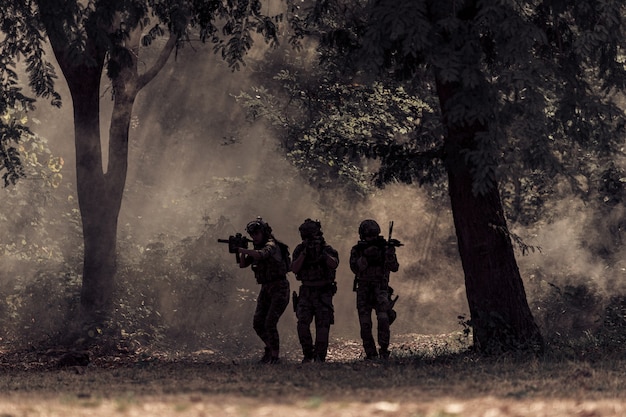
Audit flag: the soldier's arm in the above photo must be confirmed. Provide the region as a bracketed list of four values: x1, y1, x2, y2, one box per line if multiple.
[291, 244, 306, 275]
[323, 246, 339, 270]
[238, 247, 262, 261]
[239, 251, 254, 268]
[385, 247, 399, 272]
[349, 246, 367, 274]
[239, 241, 274, 262]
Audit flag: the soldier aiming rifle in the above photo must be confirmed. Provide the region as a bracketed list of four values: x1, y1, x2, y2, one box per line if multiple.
[220, 217, 291, 364]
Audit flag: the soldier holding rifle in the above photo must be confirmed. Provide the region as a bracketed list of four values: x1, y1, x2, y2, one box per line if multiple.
[220, 217, 291, 364]
[291, 219, 339, 363]
[349, 219, 401, 360]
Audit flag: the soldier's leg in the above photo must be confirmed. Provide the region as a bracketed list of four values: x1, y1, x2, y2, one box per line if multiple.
[313, 291, 334, 362]
[296, 288, 315, 362]
[357, 288, 377, 359]
[375, 287, 391, 358]
[253, 287, 271, 346]
[265, 280, 290, 362]
[253, 287, 272, 362]
[376, 310, 390, 358]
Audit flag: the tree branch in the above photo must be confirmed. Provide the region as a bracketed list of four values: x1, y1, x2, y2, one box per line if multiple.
[137, 33, 178, 90]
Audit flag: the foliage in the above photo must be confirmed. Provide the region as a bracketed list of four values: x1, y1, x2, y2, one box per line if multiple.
[110, 218, 255, 351]
[0, 270, 82, 347]
[0, 217, 255, 351]
[1, 0, 283, 181]
[0, 109, 71, 265]
[527, 278, 626, 358]
[0, 1, 62, 186]
[0, 0, 290, 319]
[0, 114, 81, 345]
[236, 47, 446, 200]
[272, 0, 626, 223]
[579, 161, 626, 261]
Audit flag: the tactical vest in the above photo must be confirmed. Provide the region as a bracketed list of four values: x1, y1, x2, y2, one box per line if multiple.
[354, 242, 389, 283]
[251, 241, 287, 284]
[295, 244, 336, 286]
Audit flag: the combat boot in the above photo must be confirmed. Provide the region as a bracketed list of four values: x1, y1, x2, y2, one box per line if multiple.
[259, 347, 272, 364]
[379, 347, 390, 359]
[364, 351, 378, 361]
[301, 347, 314, 363]
[267, 349, 280, 364]
[314, 344, 327, 362]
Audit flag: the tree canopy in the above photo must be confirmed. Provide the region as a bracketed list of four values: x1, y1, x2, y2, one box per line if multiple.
[270, 0, 626, 215]
[237, 0, 626, 353]
[1, 0, 282, 330]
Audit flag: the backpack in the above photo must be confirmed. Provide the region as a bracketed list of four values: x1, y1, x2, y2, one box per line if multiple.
[276, 240, 292, 273]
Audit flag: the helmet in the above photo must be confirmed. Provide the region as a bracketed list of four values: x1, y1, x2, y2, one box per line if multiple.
[246, 216, 272, 237]
[358, 219, 381, 239]
[299, 218, 322, 240]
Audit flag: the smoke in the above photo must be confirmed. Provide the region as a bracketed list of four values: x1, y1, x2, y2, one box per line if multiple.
[514, 196, 626, 340]
[107, 42, 470, 350]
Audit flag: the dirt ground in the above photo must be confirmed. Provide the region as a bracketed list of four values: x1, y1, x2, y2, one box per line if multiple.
[1, 334, 625, 417]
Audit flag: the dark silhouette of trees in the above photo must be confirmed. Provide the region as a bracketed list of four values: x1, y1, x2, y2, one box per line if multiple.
[264, 0, 626, 354]
[1, 0, 279, 329]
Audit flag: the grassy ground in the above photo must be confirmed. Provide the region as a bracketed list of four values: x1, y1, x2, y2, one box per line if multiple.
[1, 334, 626, 417]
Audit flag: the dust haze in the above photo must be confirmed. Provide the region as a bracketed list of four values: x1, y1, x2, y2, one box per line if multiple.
[1, 33, 624, 358]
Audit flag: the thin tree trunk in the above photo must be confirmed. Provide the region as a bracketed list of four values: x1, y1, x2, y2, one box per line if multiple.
[38, 2, 128, 322]
[59, 61, 120, 322]
[41, 22, 175, 327]
[67, 67, 127, 319]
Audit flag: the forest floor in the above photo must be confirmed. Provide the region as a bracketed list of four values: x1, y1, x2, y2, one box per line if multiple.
[1, 333, 625, 417]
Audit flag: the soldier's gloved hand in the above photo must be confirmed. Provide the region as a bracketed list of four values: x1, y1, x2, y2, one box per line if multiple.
[357, 256, 368, 271]
[363, 245, 381, 258]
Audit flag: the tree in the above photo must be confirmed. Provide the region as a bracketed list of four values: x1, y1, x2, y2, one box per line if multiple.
[1, 0, 279, 327]
[269, 0, 626, 354]
[236, 61, 442, 199]
[1, 2, 60, 187]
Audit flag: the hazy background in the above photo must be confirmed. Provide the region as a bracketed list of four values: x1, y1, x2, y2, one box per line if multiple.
[3, 31, 625, 357]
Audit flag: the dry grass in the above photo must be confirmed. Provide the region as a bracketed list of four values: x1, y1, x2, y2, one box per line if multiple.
[1, 333, 626, 416]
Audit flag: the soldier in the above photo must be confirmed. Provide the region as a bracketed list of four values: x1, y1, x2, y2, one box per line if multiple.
[349, 219, 399, 360]
[238, 217, 291, 364]
[291, 219, 339, 363]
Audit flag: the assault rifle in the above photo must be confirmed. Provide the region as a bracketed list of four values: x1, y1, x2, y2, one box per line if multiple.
[217, 233, 252, 263]
[387, 221, 404, 248]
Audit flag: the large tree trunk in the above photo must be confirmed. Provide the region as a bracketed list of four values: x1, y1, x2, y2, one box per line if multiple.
[436, 78, 544, 354]
[38, 2, 138, 323]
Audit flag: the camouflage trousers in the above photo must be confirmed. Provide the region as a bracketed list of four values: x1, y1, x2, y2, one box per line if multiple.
[296, 284, 335, 361]
[253, 279, 290, 357]
[356, 281, 391, 357]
